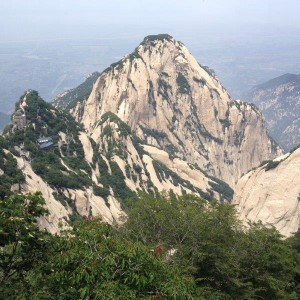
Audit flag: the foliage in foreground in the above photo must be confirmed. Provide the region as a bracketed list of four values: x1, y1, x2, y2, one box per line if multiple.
[122, 193, 300, 299]
[0, 192, 299, 299]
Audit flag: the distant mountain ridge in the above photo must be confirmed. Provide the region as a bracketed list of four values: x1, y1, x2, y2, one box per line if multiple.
[245, 73, 300, 151]
[255, 73, 300, 90]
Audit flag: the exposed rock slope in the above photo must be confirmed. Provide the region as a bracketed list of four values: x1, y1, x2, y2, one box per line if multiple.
[245, 73, 300, 151]
[1, 90, 232, 232]
[234, 147, 300, 236]
[63, 34, 281, 185]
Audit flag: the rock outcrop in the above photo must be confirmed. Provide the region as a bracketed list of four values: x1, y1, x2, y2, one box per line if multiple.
[233, 147, 300, 236]
[2, 35, 288, 234]
[63, 34, 281, 185]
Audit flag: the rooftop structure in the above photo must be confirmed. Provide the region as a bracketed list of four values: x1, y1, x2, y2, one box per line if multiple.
[37, 137, 54, 150]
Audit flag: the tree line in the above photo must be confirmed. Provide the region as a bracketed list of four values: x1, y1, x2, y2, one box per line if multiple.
[0, 192, 299, 299]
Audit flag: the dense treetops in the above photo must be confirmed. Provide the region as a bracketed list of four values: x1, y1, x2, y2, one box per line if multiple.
[0, 192, 299, 299]
[1, 90, 299, 298]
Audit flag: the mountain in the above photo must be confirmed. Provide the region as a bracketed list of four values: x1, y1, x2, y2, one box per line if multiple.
[56, 34, 281, 186]
[1, 90, 232, 233]
[245, 73, 300, 151]
[234, 146, 300, 236]
[0, 112, 10, 133]
[1, 35, 286, 234]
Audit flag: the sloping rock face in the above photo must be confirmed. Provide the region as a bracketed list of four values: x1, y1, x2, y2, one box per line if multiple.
[12, 152, 122, 234]
[84, 111, 232, 202]
[245, 73, 300, 151]
[2, 90, 233, 233]
[233, 148, 300, 237]
[66, 34, 281, 185]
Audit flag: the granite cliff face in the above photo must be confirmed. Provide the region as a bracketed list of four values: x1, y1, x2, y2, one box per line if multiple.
[61, 34, 281, 186]
[245, 73, 300, 151]
[234, 147, 300, 237]
[1, 90, 232, 233]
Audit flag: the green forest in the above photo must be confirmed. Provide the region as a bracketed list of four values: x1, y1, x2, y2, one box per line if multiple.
[0, 192, 299, 299]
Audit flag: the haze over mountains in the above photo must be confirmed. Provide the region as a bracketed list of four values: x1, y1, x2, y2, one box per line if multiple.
[1, 30, 300, 115]
[0, 112, 10, 133]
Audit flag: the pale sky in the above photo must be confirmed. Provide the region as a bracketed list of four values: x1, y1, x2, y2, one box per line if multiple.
[0, 0, 300, 112]
[1, 0, 299, 42]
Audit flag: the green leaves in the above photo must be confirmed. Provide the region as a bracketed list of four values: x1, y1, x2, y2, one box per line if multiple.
[0, 191, 299, 299]
[0, 192, 49, 297]
[0, 150, 25, 199]
[122, 193, 300, 299]
[42, 219, 194, 299]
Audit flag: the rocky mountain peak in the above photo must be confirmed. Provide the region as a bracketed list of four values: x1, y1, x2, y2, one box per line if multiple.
[137, 33, 184, 56]
[141, 34, 175, 43]
[55, 35, 281, 186]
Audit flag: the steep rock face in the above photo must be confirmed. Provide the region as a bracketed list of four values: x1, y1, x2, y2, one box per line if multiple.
[68, 35, 281, 185]
[1, 90, 233, 233]
[88, 111, 232, 202]
[1, 91, 124, 233]
[12, 152, 122, 234]
[233, 148, 300, 236]
[245, 73, 300, 151]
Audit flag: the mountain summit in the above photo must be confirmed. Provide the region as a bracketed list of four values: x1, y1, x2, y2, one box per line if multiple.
[55, 34, 281, 185]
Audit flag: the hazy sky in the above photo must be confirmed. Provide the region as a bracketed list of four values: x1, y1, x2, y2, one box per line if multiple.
[0, 0, 300, 113]
[1, 0, 300, 42]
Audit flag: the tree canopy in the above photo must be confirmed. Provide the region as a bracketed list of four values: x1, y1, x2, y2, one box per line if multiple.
[0, 192, 299, 299]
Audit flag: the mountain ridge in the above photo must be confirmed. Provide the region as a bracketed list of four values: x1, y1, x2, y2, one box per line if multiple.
[245, 73, 300, 151]
[0, 34, 288, 234]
